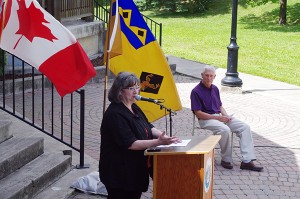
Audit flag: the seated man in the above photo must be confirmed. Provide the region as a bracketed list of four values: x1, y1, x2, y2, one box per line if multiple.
[190, 65, 263, 172]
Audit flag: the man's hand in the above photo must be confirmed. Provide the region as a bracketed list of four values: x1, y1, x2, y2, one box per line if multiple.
[217, 115, 232, 123]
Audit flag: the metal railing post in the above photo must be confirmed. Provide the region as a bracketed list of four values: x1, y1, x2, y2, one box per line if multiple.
[159, 23, 162, 46]
[76, 89, 90, 169]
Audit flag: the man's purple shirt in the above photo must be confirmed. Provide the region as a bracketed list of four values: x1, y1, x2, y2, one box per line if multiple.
[190, 81, 222, 114]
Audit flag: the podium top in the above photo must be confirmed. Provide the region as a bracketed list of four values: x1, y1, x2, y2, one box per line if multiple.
[145, 135, 221, 156]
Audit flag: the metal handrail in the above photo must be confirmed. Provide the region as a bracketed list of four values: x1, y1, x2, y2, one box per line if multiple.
[0, 50, 86, 168]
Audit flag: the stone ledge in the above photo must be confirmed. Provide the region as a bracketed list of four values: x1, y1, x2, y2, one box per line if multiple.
[64, 20, 105, 39]
[63, 20, 105, 58]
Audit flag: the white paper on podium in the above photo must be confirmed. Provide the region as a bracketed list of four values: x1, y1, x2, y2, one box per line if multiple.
[157, 139, 191, 148]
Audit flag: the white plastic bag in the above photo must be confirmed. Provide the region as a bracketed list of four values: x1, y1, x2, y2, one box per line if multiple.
[70, 171, 107, 196]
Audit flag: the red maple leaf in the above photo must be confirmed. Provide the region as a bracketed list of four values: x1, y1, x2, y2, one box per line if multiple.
[14, 0, 57, 49]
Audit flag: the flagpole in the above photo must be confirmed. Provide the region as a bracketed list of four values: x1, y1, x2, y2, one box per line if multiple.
[102, 0, 113, 116]
[103, 0, 119, 115]
[102, 41, 110, 116]
[103, 53, 110, 115]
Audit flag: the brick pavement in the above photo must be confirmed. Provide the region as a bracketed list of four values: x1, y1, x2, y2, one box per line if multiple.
[68, 73, 300, 199]
[3, 57, 299, 198]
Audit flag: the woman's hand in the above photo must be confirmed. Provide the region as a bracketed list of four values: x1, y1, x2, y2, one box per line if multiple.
[157, 132, 181, 146]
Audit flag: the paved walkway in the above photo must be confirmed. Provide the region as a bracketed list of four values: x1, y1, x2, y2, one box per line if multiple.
[3, 56, 299, 198]
[67, 56, 300, 199]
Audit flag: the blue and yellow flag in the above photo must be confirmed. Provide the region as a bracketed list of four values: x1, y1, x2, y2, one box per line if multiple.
[105, 0, 182, 122]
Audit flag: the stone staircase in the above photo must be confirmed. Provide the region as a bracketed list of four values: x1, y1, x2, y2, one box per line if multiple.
[0, 110, 101, 199]
[0, 117, 72, 199]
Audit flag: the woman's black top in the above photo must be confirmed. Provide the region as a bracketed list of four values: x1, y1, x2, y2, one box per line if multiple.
[99, 102, 154, 192]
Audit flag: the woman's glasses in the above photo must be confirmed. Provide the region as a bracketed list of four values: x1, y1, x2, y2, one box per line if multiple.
[125, 86, 140, 91]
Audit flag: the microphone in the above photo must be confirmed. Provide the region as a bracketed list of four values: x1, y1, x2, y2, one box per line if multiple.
[135, 95, 160, 104]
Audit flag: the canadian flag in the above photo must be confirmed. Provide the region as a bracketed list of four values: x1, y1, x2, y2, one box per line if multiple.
[0, 0, 96, 97]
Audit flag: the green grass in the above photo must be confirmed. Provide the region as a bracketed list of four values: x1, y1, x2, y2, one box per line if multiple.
[142, 0, 300, 86]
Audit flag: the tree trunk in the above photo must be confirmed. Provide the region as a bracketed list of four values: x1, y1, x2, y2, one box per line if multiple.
[279, 0, 287, 25]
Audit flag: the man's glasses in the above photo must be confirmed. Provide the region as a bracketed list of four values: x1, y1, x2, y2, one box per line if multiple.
[125, 86, 140, 91]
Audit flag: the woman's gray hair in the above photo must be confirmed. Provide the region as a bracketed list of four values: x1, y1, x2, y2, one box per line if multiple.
[108, 72, 140, 103]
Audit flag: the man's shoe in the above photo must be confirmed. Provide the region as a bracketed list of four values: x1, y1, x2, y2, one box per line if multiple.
[240, 161, 263, 172]
[221, 160, 233, 169]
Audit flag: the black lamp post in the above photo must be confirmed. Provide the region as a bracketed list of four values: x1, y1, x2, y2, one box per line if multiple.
[221, 0, 242, 87]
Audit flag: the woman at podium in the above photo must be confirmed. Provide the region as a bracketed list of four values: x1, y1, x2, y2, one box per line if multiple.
[99, 72, 180, 199]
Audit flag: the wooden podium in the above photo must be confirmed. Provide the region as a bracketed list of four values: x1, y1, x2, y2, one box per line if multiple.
[145, 135, 221, 199]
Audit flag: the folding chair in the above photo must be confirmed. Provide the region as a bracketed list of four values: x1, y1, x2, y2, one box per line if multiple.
[192, 114, 234, 154]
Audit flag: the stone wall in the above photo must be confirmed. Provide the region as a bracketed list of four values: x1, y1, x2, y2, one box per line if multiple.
[63, 20, 106, 59]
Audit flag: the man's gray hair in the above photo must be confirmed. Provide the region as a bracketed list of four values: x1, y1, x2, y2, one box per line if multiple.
[202, 65, 216, 74]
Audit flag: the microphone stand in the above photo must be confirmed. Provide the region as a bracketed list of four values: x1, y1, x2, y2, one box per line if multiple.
[156, 102, 176, 137]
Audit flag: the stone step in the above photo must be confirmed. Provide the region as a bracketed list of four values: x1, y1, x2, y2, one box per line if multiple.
[0, 152, 72, 199]
[0, 120, 12, 144]
[0, 137, 44, 180]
